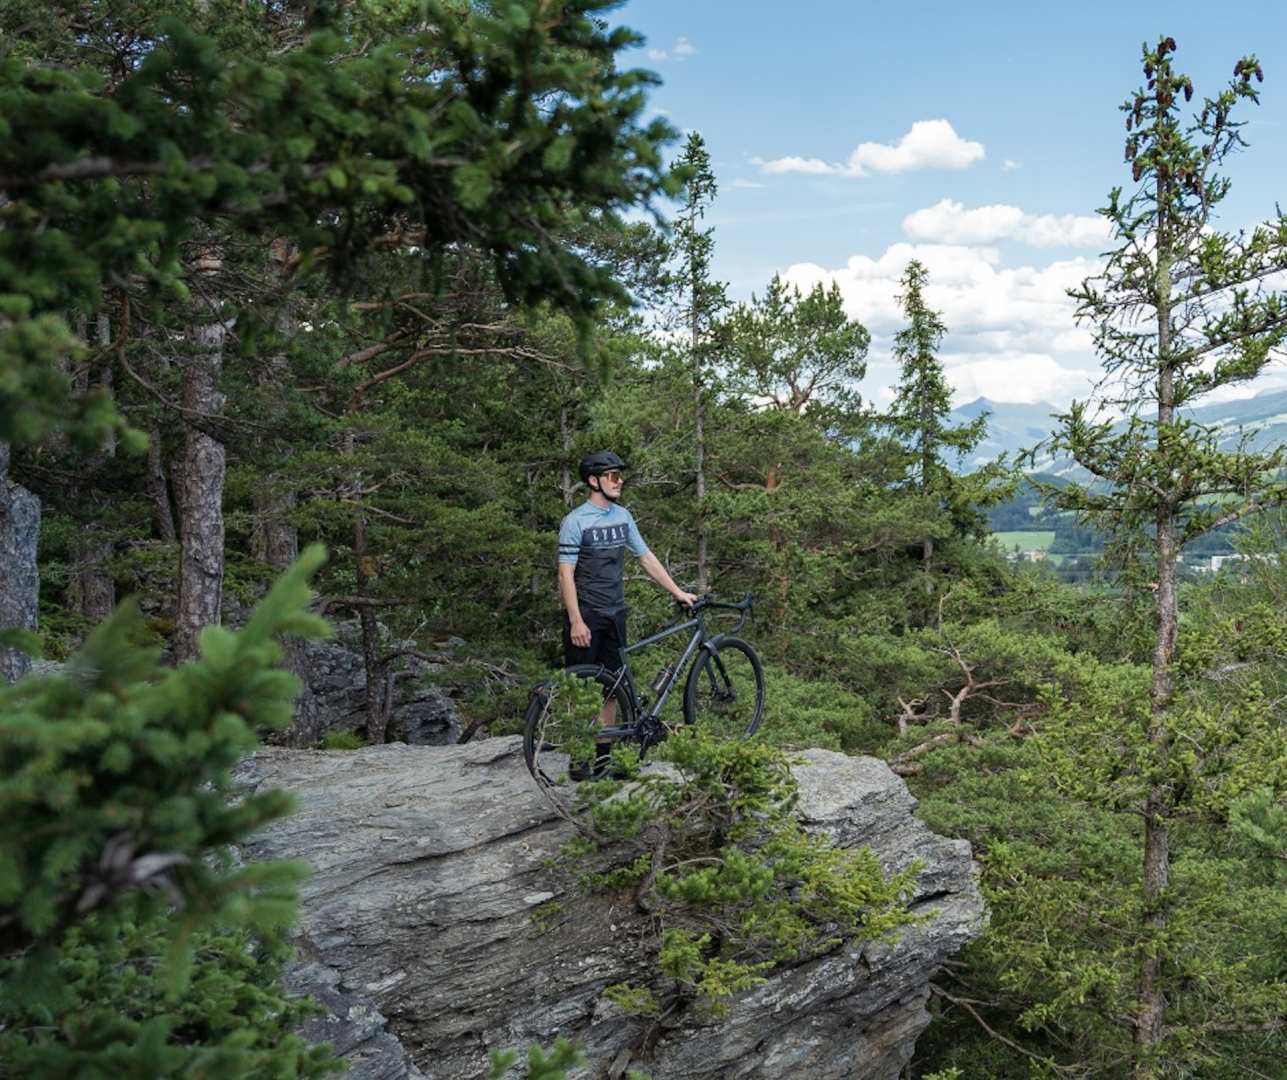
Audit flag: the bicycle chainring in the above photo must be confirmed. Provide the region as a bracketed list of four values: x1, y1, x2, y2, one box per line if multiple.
[637, 715, 666, 753]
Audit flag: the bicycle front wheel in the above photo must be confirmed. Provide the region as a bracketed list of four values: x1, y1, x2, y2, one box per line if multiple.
[523, 666, 635, 788]
[681, 637, 764, 738]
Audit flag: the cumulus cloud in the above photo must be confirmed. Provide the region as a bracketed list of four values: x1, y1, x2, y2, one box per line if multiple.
[758, 120, 985, 178]
[648, 37, 696, 62]
[779, 244, 1104, 406]
[903, 198, 1110, 248]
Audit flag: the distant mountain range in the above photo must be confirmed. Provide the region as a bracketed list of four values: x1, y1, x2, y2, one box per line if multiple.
[949, 388, 1287, 475]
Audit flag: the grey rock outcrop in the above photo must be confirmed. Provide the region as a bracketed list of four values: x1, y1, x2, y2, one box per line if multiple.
[242, 738, 985, 1079]
[301, 622, 463, 744]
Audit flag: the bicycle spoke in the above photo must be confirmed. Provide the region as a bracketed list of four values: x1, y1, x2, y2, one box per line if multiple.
[682, 637, 764, 738]
[523, 669, 633, 787]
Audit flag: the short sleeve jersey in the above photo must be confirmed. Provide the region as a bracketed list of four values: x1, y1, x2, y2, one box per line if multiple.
[558, 501, 649, 614]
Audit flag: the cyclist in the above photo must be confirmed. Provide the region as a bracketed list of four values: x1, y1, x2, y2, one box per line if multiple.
[558, 451, 695, 776]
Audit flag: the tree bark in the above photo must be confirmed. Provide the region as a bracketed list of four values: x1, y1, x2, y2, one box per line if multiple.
[253, 257, 321, 747]
[255, 482, 321, 746]
[147, 422, 178, 544]
[339, 429, 387, 743]
[65, 312, 118, 622]
[67, 540, 116, 623]
[690, 227, 709, 596]
[1133, 193, 1179, 1078]
[353, 480, 386, 743]
[173, 283, 227, 665]
[0, 443, 41, 682]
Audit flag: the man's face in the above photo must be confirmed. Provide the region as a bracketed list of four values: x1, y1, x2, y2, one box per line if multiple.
[594, 469, 624, 502]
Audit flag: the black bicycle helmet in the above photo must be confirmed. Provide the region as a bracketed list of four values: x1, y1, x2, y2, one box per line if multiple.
[578, 451, 629, 483]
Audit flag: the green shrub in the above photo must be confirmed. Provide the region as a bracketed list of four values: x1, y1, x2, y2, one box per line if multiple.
[0, 545, 339, 1077]
[561, 732, 927, 1016]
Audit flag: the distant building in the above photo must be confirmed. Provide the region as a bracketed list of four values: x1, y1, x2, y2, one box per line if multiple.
[1206, 553, 1279, 573]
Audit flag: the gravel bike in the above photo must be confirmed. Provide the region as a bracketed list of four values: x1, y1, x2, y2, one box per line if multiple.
[523, 593, 765, 787]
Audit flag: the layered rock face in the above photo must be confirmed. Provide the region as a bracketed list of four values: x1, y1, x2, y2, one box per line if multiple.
[242, 738, 985, 1079]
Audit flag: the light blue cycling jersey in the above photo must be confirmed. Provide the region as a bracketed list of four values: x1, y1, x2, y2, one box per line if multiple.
[558, 501, 649, 614]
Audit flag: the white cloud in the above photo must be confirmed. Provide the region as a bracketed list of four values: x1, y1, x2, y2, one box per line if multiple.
[780, 244, 1105, 407]
[754, 155, 833, 176]
[758, 120, 985, 178]
[649, 37, 696, 62]
[903, 199, 1110, 248]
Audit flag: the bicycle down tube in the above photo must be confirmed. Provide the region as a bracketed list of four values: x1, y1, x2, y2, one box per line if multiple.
[522, 593, 760, 788]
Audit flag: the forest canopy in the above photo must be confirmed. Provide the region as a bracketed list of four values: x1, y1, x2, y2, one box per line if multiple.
[4, 9, 1287, 1078]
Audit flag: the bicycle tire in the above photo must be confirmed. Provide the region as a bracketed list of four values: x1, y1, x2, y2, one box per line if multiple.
[681, 636, 765, 737]
[522, 666, 636, 787]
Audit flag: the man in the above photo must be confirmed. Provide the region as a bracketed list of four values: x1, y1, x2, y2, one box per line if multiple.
[558, 451, 696, 672]
[558, 452, 695, 779]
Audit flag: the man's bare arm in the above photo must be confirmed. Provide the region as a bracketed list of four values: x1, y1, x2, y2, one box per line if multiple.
[637, 551, 697, 607]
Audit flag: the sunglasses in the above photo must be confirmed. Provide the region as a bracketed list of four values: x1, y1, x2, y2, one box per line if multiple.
[598, 470, 625, 483]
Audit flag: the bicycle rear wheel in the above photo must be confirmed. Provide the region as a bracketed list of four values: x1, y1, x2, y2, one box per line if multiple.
[681, 637, 764, 738]
[523, 666, 635, 788]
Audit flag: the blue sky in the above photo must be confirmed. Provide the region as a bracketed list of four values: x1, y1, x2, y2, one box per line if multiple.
[617, 1, 1287, 409]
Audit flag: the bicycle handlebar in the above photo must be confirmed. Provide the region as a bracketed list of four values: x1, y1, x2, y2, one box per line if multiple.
[686, 591, 755, 631]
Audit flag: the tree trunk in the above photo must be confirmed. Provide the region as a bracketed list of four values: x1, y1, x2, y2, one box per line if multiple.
[147, 422, 178, 544]
[691, 260, 709, 595]
[1133, 217, 1178, 1075]
[256, 483, 321, 747]
[67, 540, 116, 623]
[341, 429, 386, 743]
[559, 399, 575, 508]
[353, 489, 386, 743]
[693, 360, 708, 594]
[64, 312, 118, 622]
[0, 443, 40, 683]
[1135, 514, 1179, 1075]
[173, 282, 227, 665]
[1134, 794, 1170, 1076]
[253, 260, 321, 747]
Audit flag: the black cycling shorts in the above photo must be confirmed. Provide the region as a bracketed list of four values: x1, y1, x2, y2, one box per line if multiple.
[563, 607, 628, 671]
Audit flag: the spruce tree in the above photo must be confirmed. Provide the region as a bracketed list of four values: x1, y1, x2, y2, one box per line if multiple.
[669, 132, 728, 594]
[885, 260, 1011, 611]
[1042, 37, 1287, 1076]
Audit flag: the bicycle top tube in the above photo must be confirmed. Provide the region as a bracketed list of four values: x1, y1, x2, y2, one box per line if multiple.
[624, 592, 754, 656]
[624, 612, 703, 656]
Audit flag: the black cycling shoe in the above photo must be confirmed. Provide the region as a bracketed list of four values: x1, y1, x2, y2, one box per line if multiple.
[569, 741, 614, 782]
[569, 740, 639, 781]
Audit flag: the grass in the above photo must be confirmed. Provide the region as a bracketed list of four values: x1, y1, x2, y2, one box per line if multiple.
[992, 530, 1056, 553]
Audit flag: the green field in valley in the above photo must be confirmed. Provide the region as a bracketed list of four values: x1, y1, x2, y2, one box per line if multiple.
[992, 531, 1056, 554]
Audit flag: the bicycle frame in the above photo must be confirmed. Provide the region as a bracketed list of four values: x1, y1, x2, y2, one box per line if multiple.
[522, 592, 759, 786]
[595, 593, 752, 738]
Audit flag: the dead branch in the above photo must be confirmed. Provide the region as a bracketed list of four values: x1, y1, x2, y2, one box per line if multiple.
[894, 695, 927, 737]
[930, 983, 1084, 1075]
[318, 596, 419, 614]
[889, 731, 987, 776]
